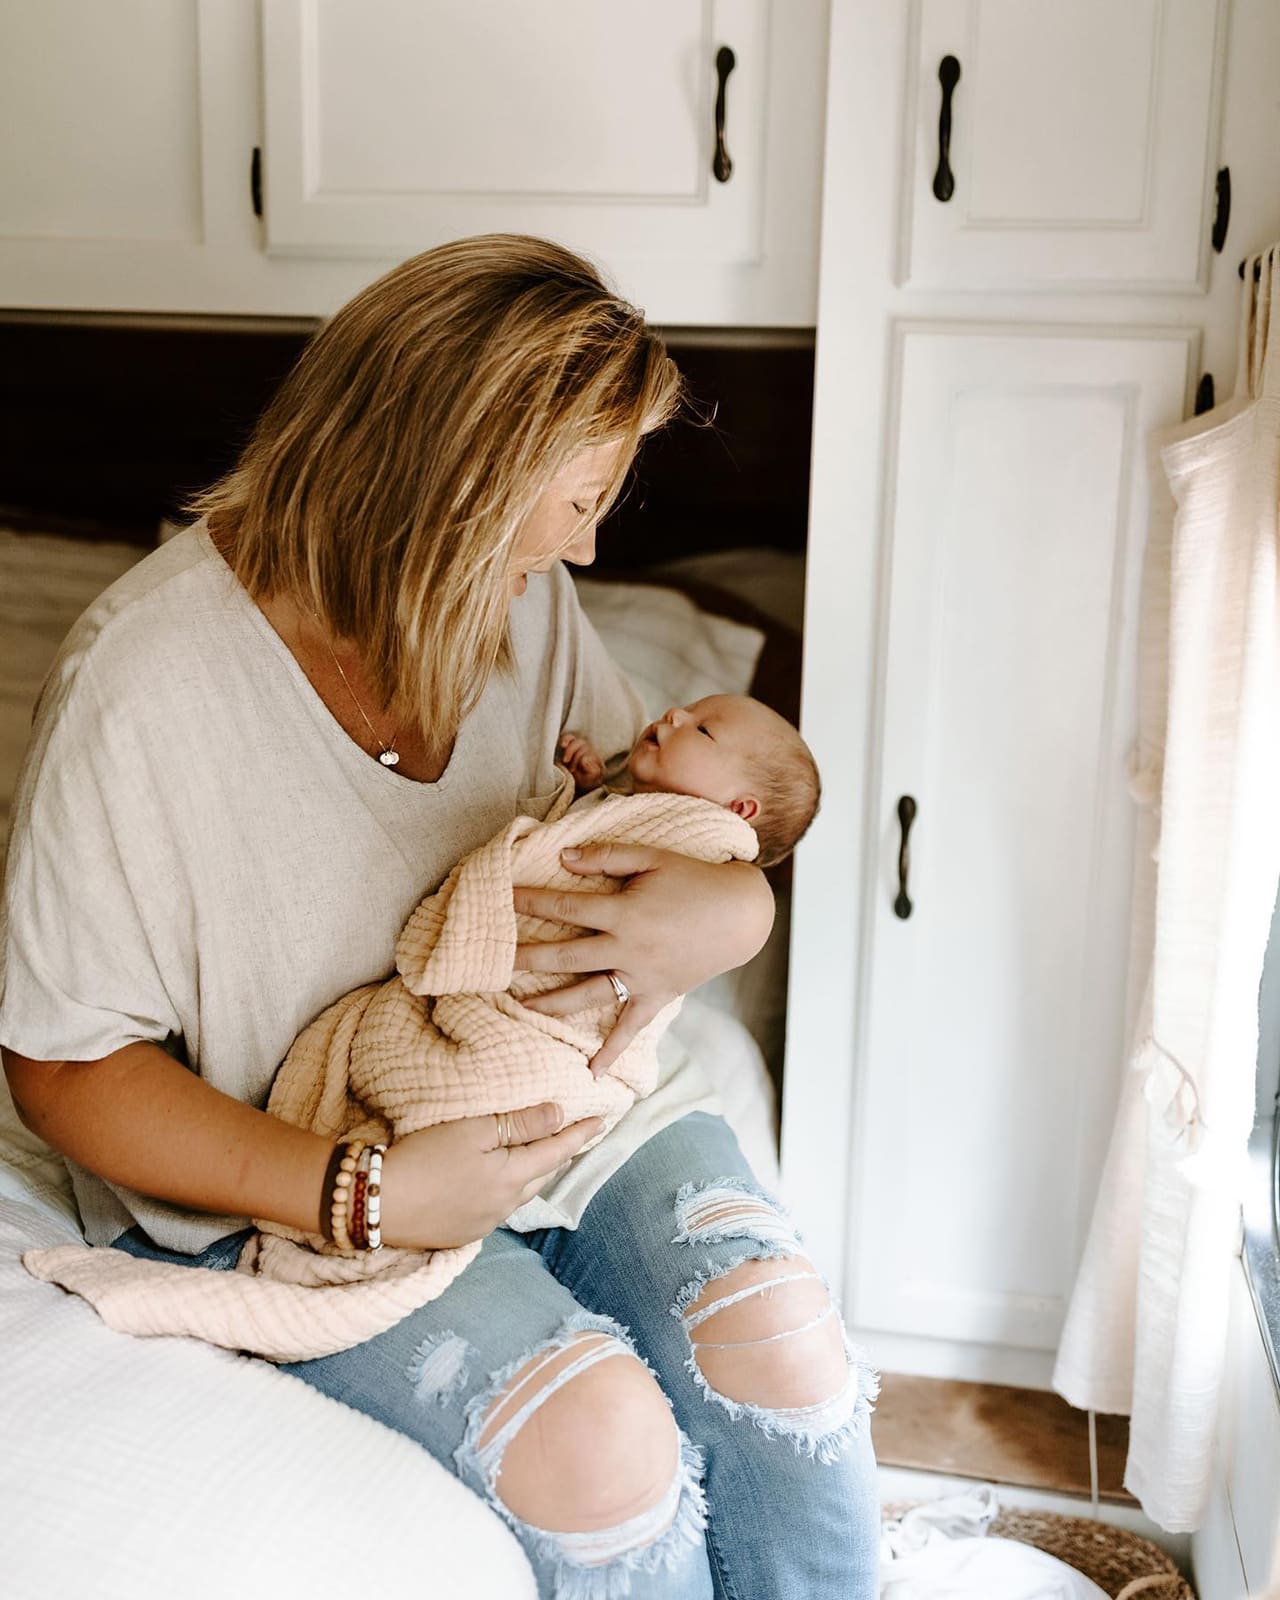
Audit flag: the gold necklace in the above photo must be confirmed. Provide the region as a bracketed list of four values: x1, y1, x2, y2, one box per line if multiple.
[308, 610, 402, 768]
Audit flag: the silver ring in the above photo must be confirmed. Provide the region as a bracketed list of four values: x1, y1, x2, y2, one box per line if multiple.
[607, 971, 631, 1007]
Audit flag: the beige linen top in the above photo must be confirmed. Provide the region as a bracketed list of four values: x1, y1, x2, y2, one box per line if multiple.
[0, 524, 719, 1253]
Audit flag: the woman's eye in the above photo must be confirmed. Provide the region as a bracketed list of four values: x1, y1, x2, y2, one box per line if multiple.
[571, 502, 588, 517]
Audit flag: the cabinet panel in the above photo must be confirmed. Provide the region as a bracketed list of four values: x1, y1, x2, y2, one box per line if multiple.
[0, 0, 202, 243]
[263, 0, 765, 256]
[851, 327, 1193, 1351]
[901, 0, 1225, 290]
[260, 0, 824, 323]
[311, 1, 704, 200]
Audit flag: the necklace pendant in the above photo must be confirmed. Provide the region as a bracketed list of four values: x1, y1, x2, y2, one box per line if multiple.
[379, 749, 400, 767]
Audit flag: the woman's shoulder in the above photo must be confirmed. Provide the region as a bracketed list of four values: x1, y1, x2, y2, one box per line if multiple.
[58, 523, 230, 655]
[40, 524, 243, 718]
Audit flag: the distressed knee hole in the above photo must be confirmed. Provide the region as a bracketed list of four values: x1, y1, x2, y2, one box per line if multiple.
[456, 1315, 710, 1592]
[673, 1178, 801, 1253]
[673, 1254, 879, 1462]
[479, 1332, 679, 1535]
[682, 1255, 847, 1410]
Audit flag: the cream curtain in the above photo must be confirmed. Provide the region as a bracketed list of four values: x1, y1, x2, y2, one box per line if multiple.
[1053, 247, 1280, 1532]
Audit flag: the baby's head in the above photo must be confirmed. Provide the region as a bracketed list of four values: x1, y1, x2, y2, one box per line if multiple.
[627, 694, 820, 868]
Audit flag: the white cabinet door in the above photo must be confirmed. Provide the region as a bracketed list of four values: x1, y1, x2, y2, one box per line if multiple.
[851, 326, 1193, 1352]
[901, 0, 1227, 291]
[0, 0, 203, 247]
[259, 0, 825, 323]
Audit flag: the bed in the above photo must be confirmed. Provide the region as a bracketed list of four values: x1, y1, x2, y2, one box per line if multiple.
[0, 530, 806, 1600]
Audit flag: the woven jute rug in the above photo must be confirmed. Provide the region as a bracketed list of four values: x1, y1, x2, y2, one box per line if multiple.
[882, 1502, 1195, 1600]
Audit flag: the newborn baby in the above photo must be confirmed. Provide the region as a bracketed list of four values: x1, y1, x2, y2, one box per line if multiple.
[562, 692, 820, 869]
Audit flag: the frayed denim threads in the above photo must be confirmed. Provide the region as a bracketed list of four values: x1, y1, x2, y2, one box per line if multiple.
[405, 1330, 472, 1405]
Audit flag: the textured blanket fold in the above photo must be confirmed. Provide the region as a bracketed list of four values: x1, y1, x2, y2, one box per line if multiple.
[25, 791, 757, 1360]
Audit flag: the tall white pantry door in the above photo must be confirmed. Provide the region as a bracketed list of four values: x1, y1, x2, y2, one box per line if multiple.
[854, 327, 1191, 1354]
[780, 0, 1274, 1385]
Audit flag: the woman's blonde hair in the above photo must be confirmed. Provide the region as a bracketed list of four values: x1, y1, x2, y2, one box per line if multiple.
[192, 234, 683, 738]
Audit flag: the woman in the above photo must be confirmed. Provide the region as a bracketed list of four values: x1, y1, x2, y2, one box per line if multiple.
[1, 236, 878, 1599]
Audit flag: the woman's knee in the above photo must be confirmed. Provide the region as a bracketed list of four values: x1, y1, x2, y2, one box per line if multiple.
[479, 1331, 679, 1532]
[457, 1316, 708, 1588]
[671, 1179, 880, 1461]
[682, 1255, 850, 1409]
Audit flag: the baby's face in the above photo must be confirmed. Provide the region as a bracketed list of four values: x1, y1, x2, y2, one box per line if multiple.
[627, 695, 766, 814]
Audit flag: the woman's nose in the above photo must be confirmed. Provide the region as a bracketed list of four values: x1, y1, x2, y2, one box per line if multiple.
[564, 528, 597, 567]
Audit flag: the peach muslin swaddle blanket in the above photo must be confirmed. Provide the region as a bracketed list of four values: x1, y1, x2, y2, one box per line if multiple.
[24, 790, 757, 1361]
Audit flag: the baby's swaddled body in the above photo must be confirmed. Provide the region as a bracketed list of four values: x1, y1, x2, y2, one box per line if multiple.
[272, 781, 757, 1171]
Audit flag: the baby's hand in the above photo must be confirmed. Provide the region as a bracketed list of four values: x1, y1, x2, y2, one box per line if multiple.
[560, 731, 605, 792]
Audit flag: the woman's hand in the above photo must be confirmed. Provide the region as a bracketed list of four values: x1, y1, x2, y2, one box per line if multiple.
[378, 1104, 603, 1249]
[512, 845, 775, 1078]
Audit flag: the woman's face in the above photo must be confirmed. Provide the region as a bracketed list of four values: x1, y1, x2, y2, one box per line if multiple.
[507, 440, 626, 597]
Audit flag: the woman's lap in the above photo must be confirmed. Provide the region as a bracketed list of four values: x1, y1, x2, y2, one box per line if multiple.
[113, 1112, 879, 1600]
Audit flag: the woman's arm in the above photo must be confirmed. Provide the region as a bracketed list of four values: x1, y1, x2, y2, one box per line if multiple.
[513, 846, 775, 1076]
[4, 1041, 334, 1234]
[2, 1041, 603, 1248]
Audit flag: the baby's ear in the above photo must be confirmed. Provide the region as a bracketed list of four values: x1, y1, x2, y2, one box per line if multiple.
[729, 796, 760, 822]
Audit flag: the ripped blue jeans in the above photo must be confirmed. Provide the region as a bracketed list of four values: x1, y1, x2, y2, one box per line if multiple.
[114, 1112, 879, 1600]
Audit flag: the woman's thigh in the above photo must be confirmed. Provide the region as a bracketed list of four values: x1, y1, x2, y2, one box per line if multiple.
[112, 1226, 576, 1461]
[114, 1222, 713, 1600]
[527, 1112, 882, 1599]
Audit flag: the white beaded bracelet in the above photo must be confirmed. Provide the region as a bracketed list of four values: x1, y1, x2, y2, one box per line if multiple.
[366, 1144, 386, 1251]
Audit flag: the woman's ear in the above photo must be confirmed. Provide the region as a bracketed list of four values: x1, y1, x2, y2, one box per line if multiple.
[729, 795, 760, 823]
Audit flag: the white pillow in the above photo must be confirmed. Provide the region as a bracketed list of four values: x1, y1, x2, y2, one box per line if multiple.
[573, 577, 765, 721]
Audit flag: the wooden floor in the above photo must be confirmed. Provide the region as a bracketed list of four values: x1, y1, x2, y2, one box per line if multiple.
[874, 1373, 1136, 1504]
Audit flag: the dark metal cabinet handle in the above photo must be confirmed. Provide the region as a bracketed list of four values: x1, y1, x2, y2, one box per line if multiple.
[894, 796, 917, 920]
[712, 46, 736, 183]
[1212, 167, 1230, 253]
[932, 55, 961, 203]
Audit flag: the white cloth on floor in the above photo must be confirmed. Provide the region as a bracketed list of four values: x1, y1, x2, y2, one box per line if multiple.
[880, 1489, 1108, 1600]
[881, 1538, 1109, 1600]
[881, 1485, 1001, 1561]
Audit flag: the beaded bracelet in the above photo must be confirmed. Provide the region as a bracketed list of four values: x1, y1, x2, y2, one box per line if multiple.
[322, 1139, 387, 1254]
[350, 1160, 370, 1251]
[329, 1140, 366, 1254]
[366, 1144, 385, 1251]
[348, 1144, 388, 1252]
